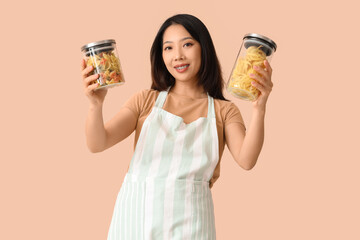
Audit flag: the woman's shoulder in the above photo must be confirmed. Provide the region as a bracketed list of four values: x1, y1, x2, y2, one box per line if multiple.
[214, 98, 239, 111]
[129, 88, 161, 110]
[133, 88, 159, 96]
[213, 98, 244, 125]
[123, 88, 160, 116]
[130, 88, 160, 102]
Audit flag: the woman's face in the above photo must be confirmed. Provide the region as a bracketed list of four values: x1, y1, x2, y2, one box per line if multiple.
[162, 24, 201, 84]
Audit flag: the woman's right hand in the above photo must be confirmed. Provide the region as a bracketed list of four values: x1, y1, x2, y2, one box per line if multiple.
[81, 58, 108, 107]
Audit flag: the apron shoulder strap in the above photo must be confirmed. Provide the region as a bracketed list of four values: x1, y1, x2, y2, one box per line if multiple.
[154, 90, 168, 108]
[207, 94, 216, 118]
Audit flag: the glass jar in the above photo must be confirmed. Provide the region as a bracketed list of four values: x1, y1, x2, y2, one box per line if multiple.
[227, 33, 277, 101]
[81, 39, 125, 90]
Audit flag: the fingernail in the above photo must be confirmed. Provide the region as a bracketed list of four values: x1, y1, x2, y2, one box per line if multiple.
[253, 65, 258, 70]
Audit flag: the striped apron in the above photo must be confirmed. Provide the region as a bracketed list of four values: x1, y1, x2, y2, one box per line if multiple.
[107, 89, 219, 240]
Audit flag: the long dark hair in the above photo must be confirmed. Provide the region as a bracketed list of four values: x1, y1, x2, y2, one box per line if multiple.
[150, 14, 227, 100]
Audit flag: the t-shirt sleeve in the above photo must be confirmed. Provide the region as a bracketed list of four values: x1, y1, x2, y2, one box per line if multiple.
[224, 102, 246, 130]
[121, 89, 149, 119]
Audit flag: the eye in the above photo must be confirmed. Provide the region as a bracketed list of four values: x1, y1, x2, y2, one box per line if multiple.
[184, 42, 193, 47]
[164, 46, 172, 51]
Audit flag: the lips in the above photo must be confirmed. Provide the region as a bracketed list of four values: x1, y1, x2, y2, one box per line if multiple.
[174, 64, 190, 73]
[174, 63, 189, 68]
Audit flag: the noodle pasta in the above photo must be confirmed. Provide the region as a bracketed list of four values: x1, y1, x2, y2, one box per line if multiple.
[228, 45, 266, 101]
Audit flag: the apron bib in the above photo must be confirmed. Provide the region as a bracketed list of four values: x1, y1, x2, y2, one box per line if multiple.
[107, 89, 219, 240]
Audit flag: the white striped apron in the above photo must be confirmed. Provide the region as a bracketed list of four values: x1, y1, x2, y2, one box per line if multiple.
[107, 89, 219, 240]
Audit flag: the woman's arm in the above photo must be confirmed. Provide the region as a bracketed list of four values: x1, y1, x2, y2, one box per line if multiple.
[225, 109, 265, 170]
[225, 60, 273, 170]
[85, 105, 137, 153]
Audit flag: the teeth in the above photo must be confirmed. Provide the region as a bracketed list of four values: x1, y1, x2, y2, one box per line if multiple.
[176, 65, 189, 70]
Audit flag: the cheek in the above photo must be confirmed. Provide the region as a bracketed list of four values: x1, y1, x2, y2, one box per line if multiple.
[162, 54, 171, 68]
[195, 54, 202, 69]
[193, 48, 202, 68]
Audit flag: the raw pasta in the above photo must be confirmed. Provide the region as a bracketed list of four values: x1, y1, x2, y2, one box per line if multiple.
[228, 45, 266, 101]
[86, 51, 124, 88]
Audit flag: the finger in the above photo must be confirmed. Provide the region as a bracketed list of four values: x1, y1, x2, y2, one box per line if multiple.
[251, 71, 273, 88]
[89, 82, 99, 92]
[251, 80, 265, 92]
[81, 58, 86, 70]
[84, 73, 99, 87]
[250, 74, 272, 92]
[85, 82, 100, 96]
[81, 65, 94, 78]
[264, 60, 272, 75]
[249, 73, 265, 85]
[253, 65, 268, 79]
[251, 80, 271, 96]
[84, 74, 99, 87]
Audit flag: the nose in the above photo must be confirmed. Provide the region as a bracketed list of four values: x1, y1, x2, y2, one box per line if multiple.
[174, 47, 184, 61]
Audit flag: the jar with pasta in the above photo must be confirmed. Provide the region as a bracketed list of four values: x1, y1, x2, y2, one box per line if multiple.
[227, 33, 277, 101]
[81, 39, 125, 90]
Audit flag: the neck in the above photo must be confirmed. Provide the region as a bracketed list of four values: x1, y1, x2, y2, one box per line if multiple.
[170, 81, 207, 99]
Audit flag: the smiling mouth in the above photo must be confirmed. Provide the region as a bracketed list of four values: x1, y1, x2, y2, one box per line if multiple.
[175, 64, 190, 70]
[174, 64, 189, 73]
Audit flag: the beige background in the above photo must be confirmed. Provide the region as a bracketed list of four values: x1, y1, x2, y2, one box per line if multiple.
[1, 0, 359, 239]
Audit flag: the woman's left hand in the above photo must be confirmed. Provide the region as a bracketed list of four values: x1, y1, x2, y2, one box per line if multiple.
[249, 59, 273, 111]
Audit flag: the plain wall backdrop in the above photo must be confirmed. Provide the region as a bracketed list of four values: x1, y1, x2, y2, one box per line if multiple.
[1, 0, 359, 239]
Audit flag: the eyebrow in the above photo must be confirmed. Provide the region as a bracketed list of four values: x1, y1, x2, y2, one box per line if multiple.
[163, 37, 194, 45]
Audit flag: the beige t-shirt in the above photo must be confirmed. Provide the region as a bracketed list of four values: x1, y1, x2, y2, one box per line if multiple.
[122, 89, 246, 188]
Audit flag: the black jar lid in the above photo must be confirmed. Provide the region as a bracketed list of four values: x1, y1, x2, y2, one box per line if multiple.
[243, 33, 276, 56]
[244, 33, 277, 51]
[81, 39, 116, 52]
